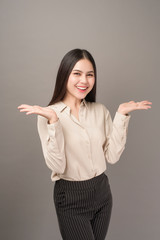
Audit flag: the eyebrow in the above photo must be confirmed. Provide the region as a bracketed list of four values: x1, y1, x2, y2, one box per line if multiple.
[73, 70, 94, 73]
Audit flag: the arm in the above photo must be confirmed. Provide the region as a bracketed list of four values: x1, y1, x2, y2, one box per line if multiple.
[103, 99, 152, 164]
[17, 103, 67, 177]
[103, 106, 131, 164]
[37, 115, 66, 175]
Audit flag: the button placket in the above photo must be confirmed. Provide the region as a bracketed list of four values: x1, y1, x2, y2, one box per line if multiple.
[83, 128, 94, 170]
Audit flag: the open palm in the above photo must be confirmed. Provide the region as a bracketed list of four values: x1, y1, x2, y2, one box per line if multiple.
[17, 104, 58, 123]
[117, 100, 152, 115]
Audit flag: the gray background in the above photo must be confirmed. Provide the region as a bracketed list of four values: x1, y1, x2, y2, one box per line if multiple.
[1, 0, 159, 239]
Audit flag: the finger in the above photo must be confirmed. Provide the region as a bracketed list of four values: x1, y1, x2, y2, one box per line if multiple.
[135, 103, 150, 110]
[141, 101, 152, 104]
[139, 106, 151, 110]
[141, 103, 152, 107]
[19, 108, 33, 112]
[138, 101, 151, 106]
[26, 111, 36, 115]
[17, 104, 32, 109]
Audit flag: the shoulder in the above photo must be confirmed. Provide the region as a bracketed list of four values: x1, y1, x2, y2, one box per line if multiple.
[46, 102, 63, 117]
[46, 102, 60, 111]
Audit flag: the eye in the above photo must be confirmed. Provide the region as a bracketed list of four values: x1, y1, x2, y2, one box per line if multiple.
[74, 72, 80, 75]
[87, 74, 94, 77]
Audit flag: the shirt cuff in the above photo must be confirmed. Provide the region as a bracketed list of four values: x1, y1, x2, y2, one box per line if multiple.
[47, 119, 62, 138]
[113, 111, 131, 128]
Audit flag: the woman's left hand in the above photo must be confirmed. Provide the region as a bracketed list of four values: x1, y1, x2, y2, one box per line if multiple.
[117, 100, 152, 115]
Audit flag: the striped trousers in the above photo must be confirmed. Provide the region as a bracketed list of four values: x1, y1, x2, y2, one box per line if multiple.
[53, 172, 113, 240]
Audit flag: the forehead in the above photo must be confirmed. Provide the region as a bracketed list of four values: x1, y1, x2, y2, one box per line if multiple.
[73, 59, 94, 71]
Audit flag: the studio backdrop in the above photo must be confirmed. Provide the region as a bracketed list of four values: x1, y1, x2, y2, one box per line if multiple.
[1, 0, 159, 239]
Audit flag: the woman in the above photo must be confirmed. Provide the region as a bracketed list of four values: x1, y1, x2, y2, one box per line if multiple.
[17, 49, 152, 240]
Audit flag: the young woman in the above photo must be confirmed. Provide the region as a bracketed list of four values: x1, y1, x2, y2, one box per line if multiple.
[17, 49, 152, 240]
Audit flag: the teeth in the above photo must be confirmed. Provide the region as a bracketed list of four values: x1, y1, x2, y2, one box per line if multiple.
[77, 87, 87, 90]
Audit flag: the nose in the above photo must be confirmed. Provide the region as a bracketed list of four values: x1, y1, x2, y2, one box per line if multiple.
[79, 74, 88, 84]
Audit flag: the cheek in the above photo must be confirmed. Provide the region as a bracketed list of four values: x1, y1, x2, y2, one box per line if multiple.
[69, 76, 78, 86]
[67, 77, 77, 89]
[89, 78, 95, 87]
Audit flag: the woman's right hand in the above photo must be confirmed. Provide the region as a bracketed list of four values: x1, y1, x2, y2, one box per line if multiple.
[17, 104, 59, 124]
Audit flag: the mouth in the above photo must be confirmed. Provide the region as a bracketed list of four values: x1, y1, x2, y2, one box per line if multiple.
[76, 86, 88, 92]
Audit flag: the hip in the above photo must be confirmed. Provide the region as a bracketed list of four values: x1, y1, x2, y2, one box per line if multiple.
[53, 172, 112, 214]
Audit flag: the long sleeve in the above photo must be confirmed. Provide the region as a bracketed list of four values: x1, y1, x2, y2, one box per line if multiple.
[37, 115, 66, 177]
[103, 106, 131, 164]
[36, 99, 131, 181]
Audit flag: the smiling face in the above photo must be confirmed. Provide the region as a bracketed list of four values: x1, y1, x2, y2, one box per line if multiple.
[63, 58, 95, 103]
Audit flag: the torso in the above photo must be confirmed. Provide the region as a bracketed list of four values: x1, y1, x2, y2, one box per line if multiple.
[70, 109, 80, 121]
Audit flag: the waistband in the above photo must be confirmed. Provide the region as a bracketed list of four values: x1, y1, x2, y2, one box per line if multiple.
[56, 172, 108, 190]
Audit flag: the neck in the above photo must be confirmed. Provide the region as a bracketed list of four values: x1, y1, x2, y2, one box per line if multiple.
[62, 96, 83, 110]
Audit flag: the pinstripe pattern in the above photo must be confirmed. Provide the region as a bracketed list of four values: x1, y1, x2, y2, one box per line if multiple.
[53, 172, 112, 240]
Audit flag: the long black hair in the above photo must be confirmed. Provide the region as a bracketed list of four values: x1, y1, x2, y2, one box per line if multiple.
[47, 48, 97, 106]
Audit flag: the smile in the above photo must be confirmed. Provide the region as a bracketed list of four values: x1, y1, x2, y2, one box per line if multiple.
[76, 86, 88, 92]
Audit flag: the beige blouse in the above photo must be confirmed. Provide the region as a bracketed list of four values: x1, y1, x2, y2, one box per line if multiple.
[37, 99, 131, 181]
